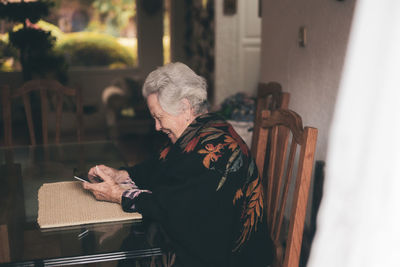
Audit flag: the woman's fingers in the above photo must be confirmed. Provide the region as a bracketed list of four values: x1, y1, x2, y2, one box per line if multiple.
[87, 166, 102, 183]
[87, 165, 126, 184]
[82, 181, 95, 191]
[88, 166, 96, 176]
[95, 165, 114, 183]
[83, 184, 106, 201]
[88, 165, 104, 183]
[83, 165, 126, 203]
[82, 180, 123, 203]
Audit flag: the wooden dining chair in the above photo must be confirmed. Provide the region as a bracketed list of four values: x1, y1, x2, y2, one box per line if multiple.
[254, 109, 318, 267]
[251, 82, 290, 157]
[1, 79, 84, 146]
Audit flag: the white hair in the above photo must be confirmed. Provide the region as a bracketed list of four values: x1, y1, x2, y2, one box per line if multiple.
[142, 62, 208, 115]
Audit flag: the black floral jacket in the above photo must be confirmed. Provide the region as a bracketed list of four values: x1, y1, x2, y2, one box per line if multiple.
[121, 113, 273, 267]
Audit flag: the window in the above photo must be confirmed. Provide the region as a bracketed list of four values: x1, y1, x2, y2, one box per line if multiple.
[0, 0, 138, 70]
[163, 0, 170, 64]
[46, 0, 138, 69]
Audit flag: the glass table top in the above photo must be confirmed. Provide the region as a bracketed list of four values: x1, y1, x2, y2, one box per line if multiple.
[0, 141, 163, 266]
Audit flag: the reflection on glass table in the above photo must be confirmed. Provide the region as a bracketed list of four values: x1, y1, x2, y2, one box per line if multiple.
[0, 141, 164, 266]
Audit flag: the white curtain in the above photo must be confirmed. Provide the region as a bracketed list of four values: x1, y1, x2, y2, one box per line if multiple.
[307, 1, 400, 267]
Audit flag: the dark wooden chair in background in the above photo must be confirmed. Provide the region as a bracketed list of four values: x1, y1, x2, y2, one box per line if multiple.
[254, 109, 318, 267]
[1, 79, 84, 146]
[251, 82, 290, 157]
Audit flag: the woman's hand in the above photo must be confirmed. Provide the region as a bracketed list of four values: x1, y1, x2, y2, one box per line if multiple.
[83, 166, 126, 204]
[88, 164, 130, 184]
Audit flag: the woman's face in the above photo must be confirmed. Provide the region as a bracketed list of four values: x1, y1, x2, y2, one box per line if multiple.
[147, 94, 190, 143]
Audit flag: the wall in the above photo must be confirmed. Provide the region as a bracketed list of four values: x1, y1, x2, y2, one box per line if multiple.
[260, 0, 357, 161]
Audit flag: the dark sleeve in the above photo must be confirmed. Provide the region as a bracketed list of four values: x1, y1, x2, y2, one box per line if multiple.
[121, 191, 166, 218]
[121, 166, 219, 221]
[119, 154, 161, 189]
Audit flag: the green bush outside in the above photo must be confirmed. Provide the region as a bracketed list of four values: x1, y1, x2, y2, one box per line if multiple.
[38, 20, 138, 67]
[36, 20, 65, 40]
[12, 20, 64, 40]
[0, 34, 18, 71]
[56, 32, 137, 68]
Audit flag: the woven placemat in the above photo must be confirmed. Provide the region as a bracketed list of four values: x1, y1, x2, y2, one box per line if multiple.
[38, 181, 141, 228]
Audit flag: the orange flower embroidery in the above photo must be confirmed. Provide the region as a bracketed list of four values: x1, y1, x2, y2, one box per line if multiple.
[233, 176, 264, 251]
[184, 136, 201, 153]
[224, 135, 238, 151]
[198, 143, 224, 169]
[233, 188, 243, 204]
[227, 125, 249, 156]
[159, 146, 171, 160]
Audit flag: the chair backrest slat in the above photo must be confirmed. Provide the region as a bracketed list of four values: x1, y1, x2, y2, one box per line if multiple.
[22, 93, 36, 146]
[2, 86, 12, 146]
[39, 87, 48, 145]
[266, 125, 278, 220]
[76, 84, 83, 143]
[55, 91, 63, 144]
[273, 140, 297, 242]
[270, 125, 290, 230]
[254, 110, 270, 176]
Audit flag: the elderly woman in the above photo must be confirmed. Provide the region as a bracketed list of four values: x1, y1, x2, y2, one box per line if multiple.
[83, 62, 273, 267]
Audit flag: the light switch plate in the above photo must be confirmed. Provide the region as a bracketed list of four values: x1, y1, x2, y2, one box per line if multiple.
[298, 26, 307, 47]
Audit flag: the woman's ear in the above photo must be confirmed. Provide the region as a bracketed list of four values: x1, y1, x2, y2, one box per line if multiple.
[181, 98, 191, 112]
[181, 98, 194, 121]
